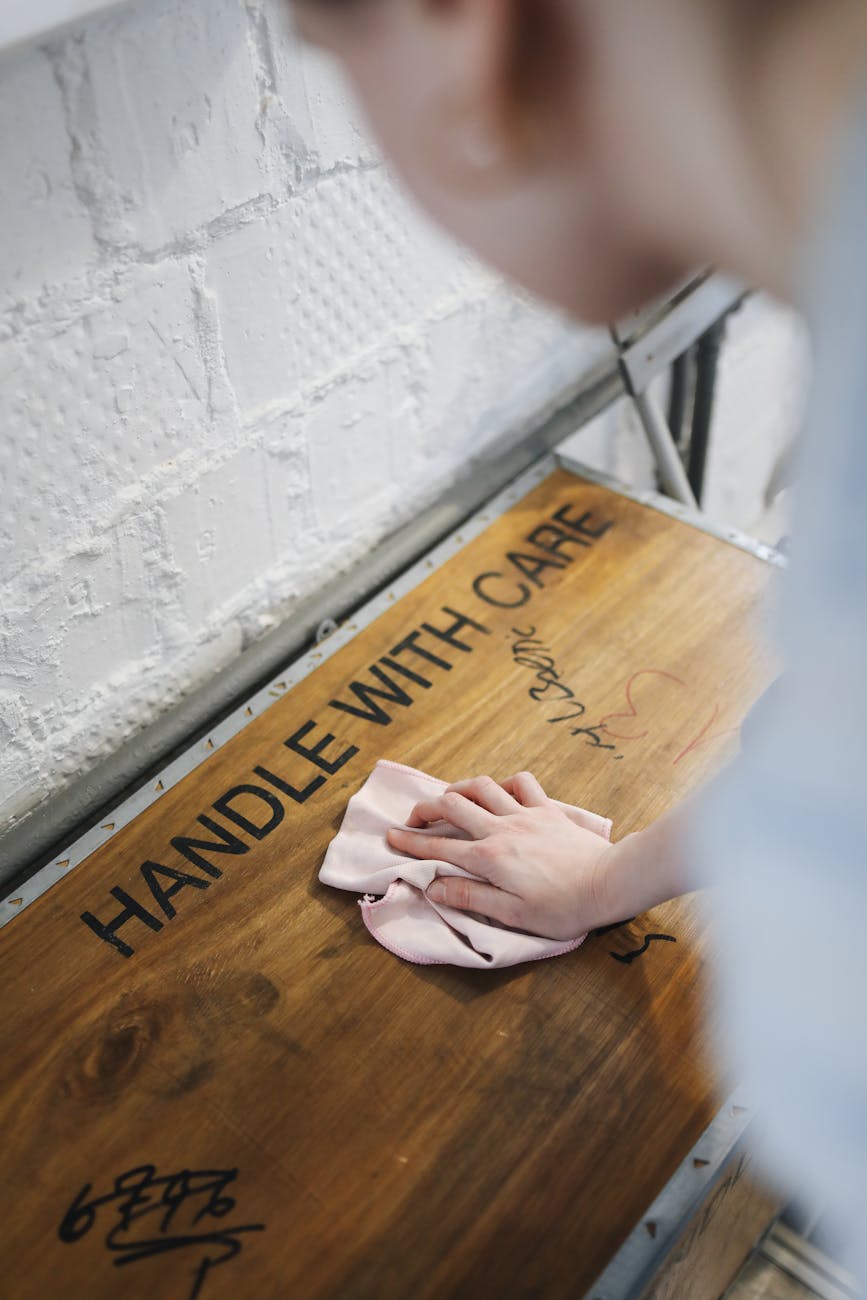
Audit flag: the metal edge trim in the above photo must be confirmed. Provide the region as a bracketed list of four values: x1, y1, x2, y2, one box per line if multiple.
[555, 452, 788, 569]
[585, 1086, 757, 1300]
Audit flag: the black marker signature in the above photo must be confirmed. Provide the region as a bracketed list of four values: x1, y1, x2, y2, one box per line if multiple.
[58, 1165, 265, 1300]
[509, 627, 619, 753]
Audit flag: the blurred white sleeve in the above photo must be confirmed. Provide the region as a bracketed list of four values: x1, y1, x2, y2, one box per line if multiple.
[688, 84, 867, 1280]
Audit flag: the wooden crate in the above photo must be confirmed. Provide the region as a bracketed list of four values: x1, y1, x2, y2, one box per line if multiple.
[0, 467, 777, 1300]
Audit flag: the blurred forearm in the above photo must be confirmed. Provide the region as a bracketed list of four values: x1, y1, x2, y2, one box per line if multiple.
[597, 803, 693, 925]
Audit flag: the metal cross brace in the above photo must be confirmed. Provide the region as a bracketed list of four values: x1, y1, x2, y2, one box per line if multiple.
[610, 272, 748, 507]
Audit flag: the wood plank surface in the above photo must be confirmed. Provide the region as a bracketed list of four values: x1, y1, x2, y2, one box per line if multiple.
[642, 1151, 782, 1300]
[0, 470, 777, 1300]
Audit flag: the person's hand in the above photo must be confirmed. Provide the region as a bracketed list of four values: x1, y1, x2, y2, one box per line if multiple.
[385, 771, 617, 940]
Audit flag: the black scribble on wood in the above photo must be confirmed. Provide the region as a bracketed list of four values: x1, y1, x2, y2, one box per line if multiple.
[610, 933, 677, 964]
[58, 1165, 264, 1300]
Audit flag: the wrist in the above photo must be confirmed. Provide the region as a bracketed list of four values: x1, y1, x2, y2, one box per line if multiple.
[590, 831, 640, 928]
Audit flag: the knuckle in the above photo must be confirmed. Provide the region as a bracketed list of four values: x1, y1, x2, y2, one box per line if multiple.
[500, 897, 524, 928]
[458, 776, 484, 797]
[472, 839, 496, 868]
[442, 791, 464, 814]
[453, 878, 474, 911]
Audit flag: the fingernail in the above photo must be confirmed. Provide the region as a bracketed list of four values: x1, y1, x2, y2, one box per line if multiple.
[427, 881, 445, 903]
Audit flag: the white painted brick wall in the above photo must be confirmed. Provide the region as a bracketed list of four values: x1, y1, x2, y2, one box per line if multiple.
[0, 0, 808, 837]
[0, 42, 96, 297]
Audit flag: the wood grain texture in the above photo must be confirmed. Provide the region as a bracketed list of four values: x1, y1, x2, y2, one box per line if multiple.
[0, 471, 777, 1300]
[642, 1151, 782, 1300]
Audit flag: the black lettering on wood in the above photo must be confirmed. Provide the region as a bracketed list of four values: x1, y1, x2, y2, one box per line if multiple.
[80, 887, 163, 959]
[390, 630, 451, 672]
[171, 815, 250, 878]
[255, 764, 324, 805]
[212, 785, 285, 838]
[329, 664, 415, 725]
[553, 505, 614, 540]
[379, 657, 433, 688]
[421, 606, 490, 651]
[506, 551, 569, 587]
[525, 522, 591, 557]
[472, 572, 531, 609]
[140, 861, 210, 921]
[285, 720, 358, 775]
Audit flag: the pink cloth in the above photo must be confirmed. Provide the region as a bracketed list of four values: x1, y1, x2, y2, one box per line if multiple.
[318, 759, 613, 969]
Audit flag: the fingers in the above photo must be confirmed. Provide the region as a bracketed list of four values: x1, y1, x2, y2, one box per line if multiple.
[499, 770, 549, 807]
[404, 790, 495, 835]
[386, 824, 476, 870]
[443, 775, 521, 817]
[426, 875, 523, 928]
[405, 772, 548, 828]
[405, 797, 448, 829]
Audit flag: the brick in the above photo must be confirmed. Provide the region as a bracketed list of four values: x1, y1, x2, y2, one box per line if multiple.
[0, 43, 95, 305]
[413, 290, 612, 465]
[206, 168, 465, 412]
[246, 0, 379, 177]
[1, 520, 161, 709]
[80, 0, 264, 249]
[260, 411, 316, 560]
[0, 259, 210, 582]
[160, 444, 278, 630]
[305, 357, 418, 533]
